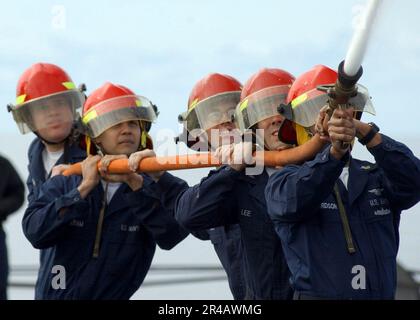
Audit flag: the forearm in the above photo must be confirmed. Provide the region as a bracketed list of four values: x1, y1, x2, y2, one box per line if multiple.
[141, 172, 189, 213]
[141, 206, 189, 250]
[356, 121, 382, 148]
[175, 167, 239, 231]
[368, 134, 420, 208]
[125, 188, 189, 250]
[77, 179, 98, 199]
[23, 178, 88, 248]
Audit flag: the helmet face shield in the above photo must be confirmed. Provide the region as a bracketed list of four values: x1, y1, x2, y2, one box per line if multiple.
[9, 90, 84, 134]
[182, 91, 240, 138]
[234, 85, 289, 132]
[82, 95, 157, 138]
[348, 85, 376, 115]
[289, 84, 376, 128]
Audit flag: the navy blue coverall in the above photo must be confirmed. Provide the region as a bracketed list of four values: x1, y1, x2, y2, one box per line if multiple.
[265, 135, 420, 299]
[176, 166, 293, 300]
[26, 138, 86, 299]
[23, 169, 188, 299]
[193, 224, 246, 299]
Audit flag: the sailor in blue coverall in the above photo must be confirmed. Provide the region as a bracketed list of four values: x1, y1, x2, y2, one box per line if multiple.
[176, 73, 247, 299]
[176, 68, 297, 299]
[26, 138, 86, 299]
[8, 62, 88, 299]
[265, 106, 420, 299]
[23, 82, 188, 299]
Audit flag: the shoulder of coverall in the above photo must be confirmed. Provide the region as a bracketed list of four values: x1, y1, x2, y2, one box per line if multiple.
[200, 165, 256, 184]
[349, 157, 378, 173]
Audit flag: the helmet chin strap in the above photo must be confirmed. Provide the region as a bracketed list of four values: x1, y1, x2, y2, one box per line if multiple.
[91, 139, 105, 157]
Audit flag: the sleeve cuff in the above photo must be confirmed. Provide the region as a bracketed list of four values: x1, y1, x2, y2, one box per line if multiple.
[53, 188, 88, 212]
[368, 134, 407, 162]
[218, 165, 243, 179]
[154, 172, 180, 193]
[141, 172, 182, 198]
[307, 144, 349, 167]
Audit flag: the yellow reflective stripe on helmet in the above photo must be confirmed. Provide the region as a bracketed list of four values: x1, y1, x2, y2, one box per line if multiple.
[188, 98, 199, 111]
[62, 82, 76, 90]
[16, 94, 27, 105]
[82, 110, 98, 124]
[291, 93, 308, 109]
[135, 99, 142, 107]
[239, 99, 249, 112]
[185, 98, 199, 118]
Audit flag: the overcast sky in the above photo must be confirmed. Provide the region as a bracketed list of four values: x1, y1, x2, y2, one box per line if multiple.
[1, 0, 419, 299]
[1, 0, 420, 138]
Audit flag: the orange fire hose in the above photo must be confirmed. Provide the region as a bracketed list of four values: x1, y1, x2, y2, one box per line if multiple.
[63, 134, 326, 176]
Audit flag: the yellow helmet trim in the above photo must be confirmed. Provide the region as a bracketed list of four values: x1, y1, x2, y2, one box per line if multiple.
[188, 98, 199, 111]
[291, 93, 308, 109]
[16, 94, 27, 105]
[62, 82, 76, 90]
[82, 110, 98, 124]
[239, 98, 249, 111]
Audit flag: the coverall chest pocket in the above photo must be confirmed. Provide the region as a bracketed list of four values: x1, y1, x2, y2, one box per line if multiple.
[239, 203, 271, 245]
[105, 223, 143, 277]
[209, 224, 242, 245]
[65, 218, 90, 237]
[359, 183, 397, 259]
[362, 184, 392, 222]
[318, 195, 343, 224]
[108, 221, 142, 245]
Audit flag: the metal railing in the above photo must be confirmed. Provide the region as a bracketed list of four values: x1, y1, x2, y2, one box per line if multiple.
[8, 264, 228, 289]
[8, 265, 420, 296]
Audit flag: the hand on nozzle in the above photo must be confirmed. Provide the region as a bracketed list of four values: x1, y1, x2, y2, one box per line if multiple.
[327, 107, 356, 159]
[315, 105, 332, 141]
